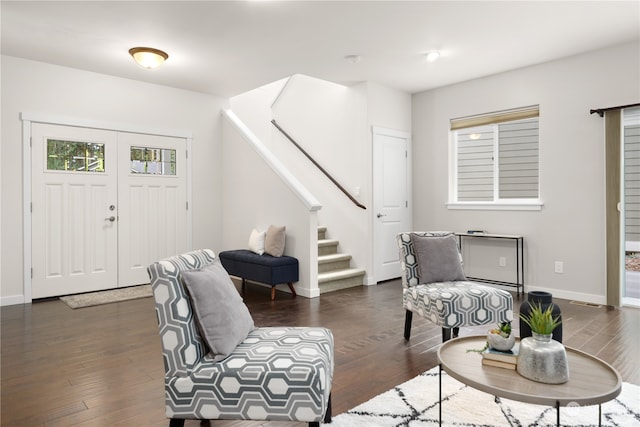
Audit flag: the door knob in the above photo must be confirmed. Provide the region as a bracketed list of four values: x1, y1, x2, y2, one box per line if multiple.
[105, 216, 116, 222]
[377, 213, 387, 218]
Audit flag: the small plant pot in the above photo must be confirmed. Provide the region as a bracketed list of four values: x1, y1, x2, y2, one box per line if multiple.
[487, 332, 515, 351]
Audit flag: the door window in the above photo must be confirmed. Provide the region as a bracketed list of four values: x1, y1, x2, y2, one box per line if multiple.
[47, 139, 105, 172]
[130, 146, 176, 175]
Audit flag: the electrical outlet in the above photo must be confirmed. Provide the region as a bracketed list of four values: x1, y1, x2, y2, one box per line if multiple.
[554, 261, 564, 274]
[499, 257, 506, 267]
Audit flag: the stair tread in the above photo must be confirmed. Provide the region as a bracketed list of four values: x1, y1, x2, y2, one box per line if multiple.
[318, 239, 339, 246]
[318, 268, 366, 282]
[318, 253, 352, 263]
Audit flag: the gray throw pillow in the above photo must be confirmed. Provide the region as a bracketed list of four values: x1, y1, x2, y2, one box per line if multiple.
[264, 224, 286, 257]
[410, 233, 467, 284]
[180, 259, 255, 361]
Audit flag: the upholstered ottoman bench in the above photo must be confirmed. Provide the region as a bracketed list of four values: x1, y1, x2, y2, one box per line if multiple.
[219, 250, 298, 300]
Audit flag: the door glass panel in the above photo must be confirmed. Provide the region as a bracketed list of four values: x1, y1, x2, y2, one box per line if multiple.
[47, 139, 105, 172]
[623, 107, 640, 306]
[130, 146, 176, 175]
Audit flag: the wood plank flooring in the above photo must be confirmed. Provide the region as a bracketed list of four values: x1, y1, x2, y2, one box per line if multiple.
[2, 280, 638, 426]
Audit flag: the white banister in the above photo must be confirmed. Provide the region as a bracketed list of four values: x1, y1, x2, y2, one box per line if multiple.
[222, 109, 322, 212]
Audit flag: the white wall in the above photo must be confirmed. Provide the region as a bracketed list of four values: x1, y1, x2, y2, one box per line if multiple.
[1, 55, 227, 305]
[271, 75, 370, 278]
[221, 114, 319, 297]
[230, 75, 412, 285]
[411, 41, 640, 304]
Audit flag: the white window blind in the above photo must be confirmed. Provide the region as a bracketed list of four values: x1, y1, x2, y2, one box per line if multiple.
[451, 106, 539, 203]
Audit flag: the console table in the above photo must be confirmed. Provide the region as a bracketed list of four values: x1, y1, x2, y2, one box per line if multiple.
[456, 232, 524, 295]
[437, 336, 622, 427]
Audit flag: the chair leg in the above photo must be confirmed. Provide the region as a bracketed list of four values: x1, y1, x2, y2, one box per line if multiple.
[308, 393, 332, 426]
[442, 327, 460, 342]
[271, 286, 276, 301]
[324, 392, 332, 423]
[169, 419, 185, 427]
[404, 310, 413, 340]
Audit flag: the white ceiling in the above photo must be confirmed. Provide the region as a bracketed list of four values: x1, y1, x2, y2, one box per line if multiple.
[2, 1, 639, 98]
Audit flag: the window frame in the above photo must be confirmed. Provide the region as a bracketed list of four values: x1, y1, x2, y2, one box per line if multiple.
[447, 106, 543, 211]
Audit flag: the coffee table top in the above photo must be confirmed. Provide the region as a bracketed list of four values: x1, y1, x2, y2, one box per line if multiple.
[437, 335, 622, 407]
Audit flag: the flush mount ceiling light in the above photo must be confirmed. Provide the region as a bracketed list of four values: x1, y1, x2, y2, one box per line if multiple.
[129, 47, 169, 69]
[425, 50, 440, 62]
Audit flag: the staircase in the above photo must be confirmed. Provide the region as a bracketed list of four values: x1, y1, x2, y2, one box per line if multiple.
[317, 226, 366, 293]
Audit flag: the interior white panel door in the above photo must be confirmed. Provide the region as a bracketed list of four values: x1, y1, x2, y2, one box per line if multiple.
[373, 127, 411, 282]
[117, 132, 188, 287]
[31, 123, 118, 298]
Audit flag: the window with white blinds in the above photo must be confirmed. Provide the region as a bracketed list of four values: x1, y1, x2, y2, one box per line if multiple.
[451, 106, 539, 204]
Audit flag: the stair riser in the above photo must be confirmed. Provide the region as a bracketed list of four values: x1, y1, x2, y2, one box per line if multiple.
[318, 245, 338, 256]
[318, 230, 326, 240]
[318, 259, 351, 273]
[319, 274, 365, 293]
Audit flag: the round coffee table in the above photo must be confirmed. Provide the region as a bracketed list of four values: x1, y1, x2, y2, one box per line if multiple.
[437, 335, 622, 426]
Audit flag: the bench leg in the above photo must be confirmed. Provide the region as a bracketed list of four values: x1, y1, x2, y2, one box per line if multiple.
[271, 286, 276, 301]
[287, 282, 297, 298]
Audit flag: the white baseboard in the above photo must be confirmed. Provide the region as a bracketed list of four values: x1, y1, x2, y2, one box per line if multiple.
[521, 286, 607, 306]
[1, 294, 26, 306]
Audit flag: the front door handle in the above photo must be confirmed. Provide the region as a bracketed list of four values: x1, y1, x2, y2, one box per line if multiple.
[377, 213, 387, 218]
[105, 216, 116, 222]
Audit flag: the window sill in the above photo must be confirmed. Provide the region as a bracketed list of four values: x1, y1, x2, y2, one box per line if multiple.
[446, 201, 544, 211]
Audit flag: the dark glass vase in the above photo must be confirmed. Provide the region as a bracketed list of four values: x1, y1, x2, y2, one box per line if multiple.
[519, 291, 563, 343]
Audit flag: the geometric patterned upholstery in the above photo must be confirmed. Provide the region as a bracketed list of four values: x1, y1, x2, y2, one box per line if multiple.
[397, 232, 513, 330]
[147, 249, 334, 425]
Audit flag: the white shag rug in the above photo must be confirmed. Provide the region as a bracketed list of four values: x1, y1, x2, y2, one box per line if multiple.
[59, 284, 152, 308]
[326, 367, 639, 427]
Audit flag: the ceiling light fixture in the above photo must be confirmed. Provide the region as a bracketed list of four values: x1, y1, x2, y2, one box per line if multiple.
[129, 47, 169, 69]
[425, 50, 440, 62]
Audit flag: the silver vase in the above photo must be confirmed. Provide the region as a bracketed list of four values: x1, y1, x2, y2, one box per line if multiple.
[516, 332, 569, 384]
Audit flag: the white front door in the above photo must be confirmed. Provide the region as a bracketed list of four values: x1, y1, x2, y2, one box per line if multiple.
[31, 124, 118, 298]
[373, 127, 412, 282]
[31, 122, 189, 298]
[117, 132, 188, 287]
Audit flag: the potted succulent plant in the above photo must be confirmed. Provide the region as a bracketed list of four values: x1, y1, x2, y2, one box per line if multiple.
[517, 301, 569, 384]
[519, 301, 561, 336]
[486, 322, 515, 351]
[466, 322, 514, 353]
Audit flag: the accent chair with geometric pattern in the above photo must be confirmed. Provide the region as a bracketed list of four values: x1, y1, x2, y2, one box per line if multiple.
[397, 232, 513, 342]
[147, 249, 333, 427]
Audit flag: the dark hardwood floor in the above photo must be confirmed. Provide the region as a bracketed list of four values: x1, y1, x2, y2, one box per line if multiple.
[2, 279, 638, 426]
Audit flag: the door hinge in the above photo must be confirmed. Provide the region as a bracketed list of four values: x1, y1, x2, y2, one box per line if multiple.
[31, 268, 33, 279]
[186, 201, 189, 210]
[186, 150, 188, 159]
[406, 201, 408, 208]
[30, 137, 33, 147]
[30, 202, 33, 213]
